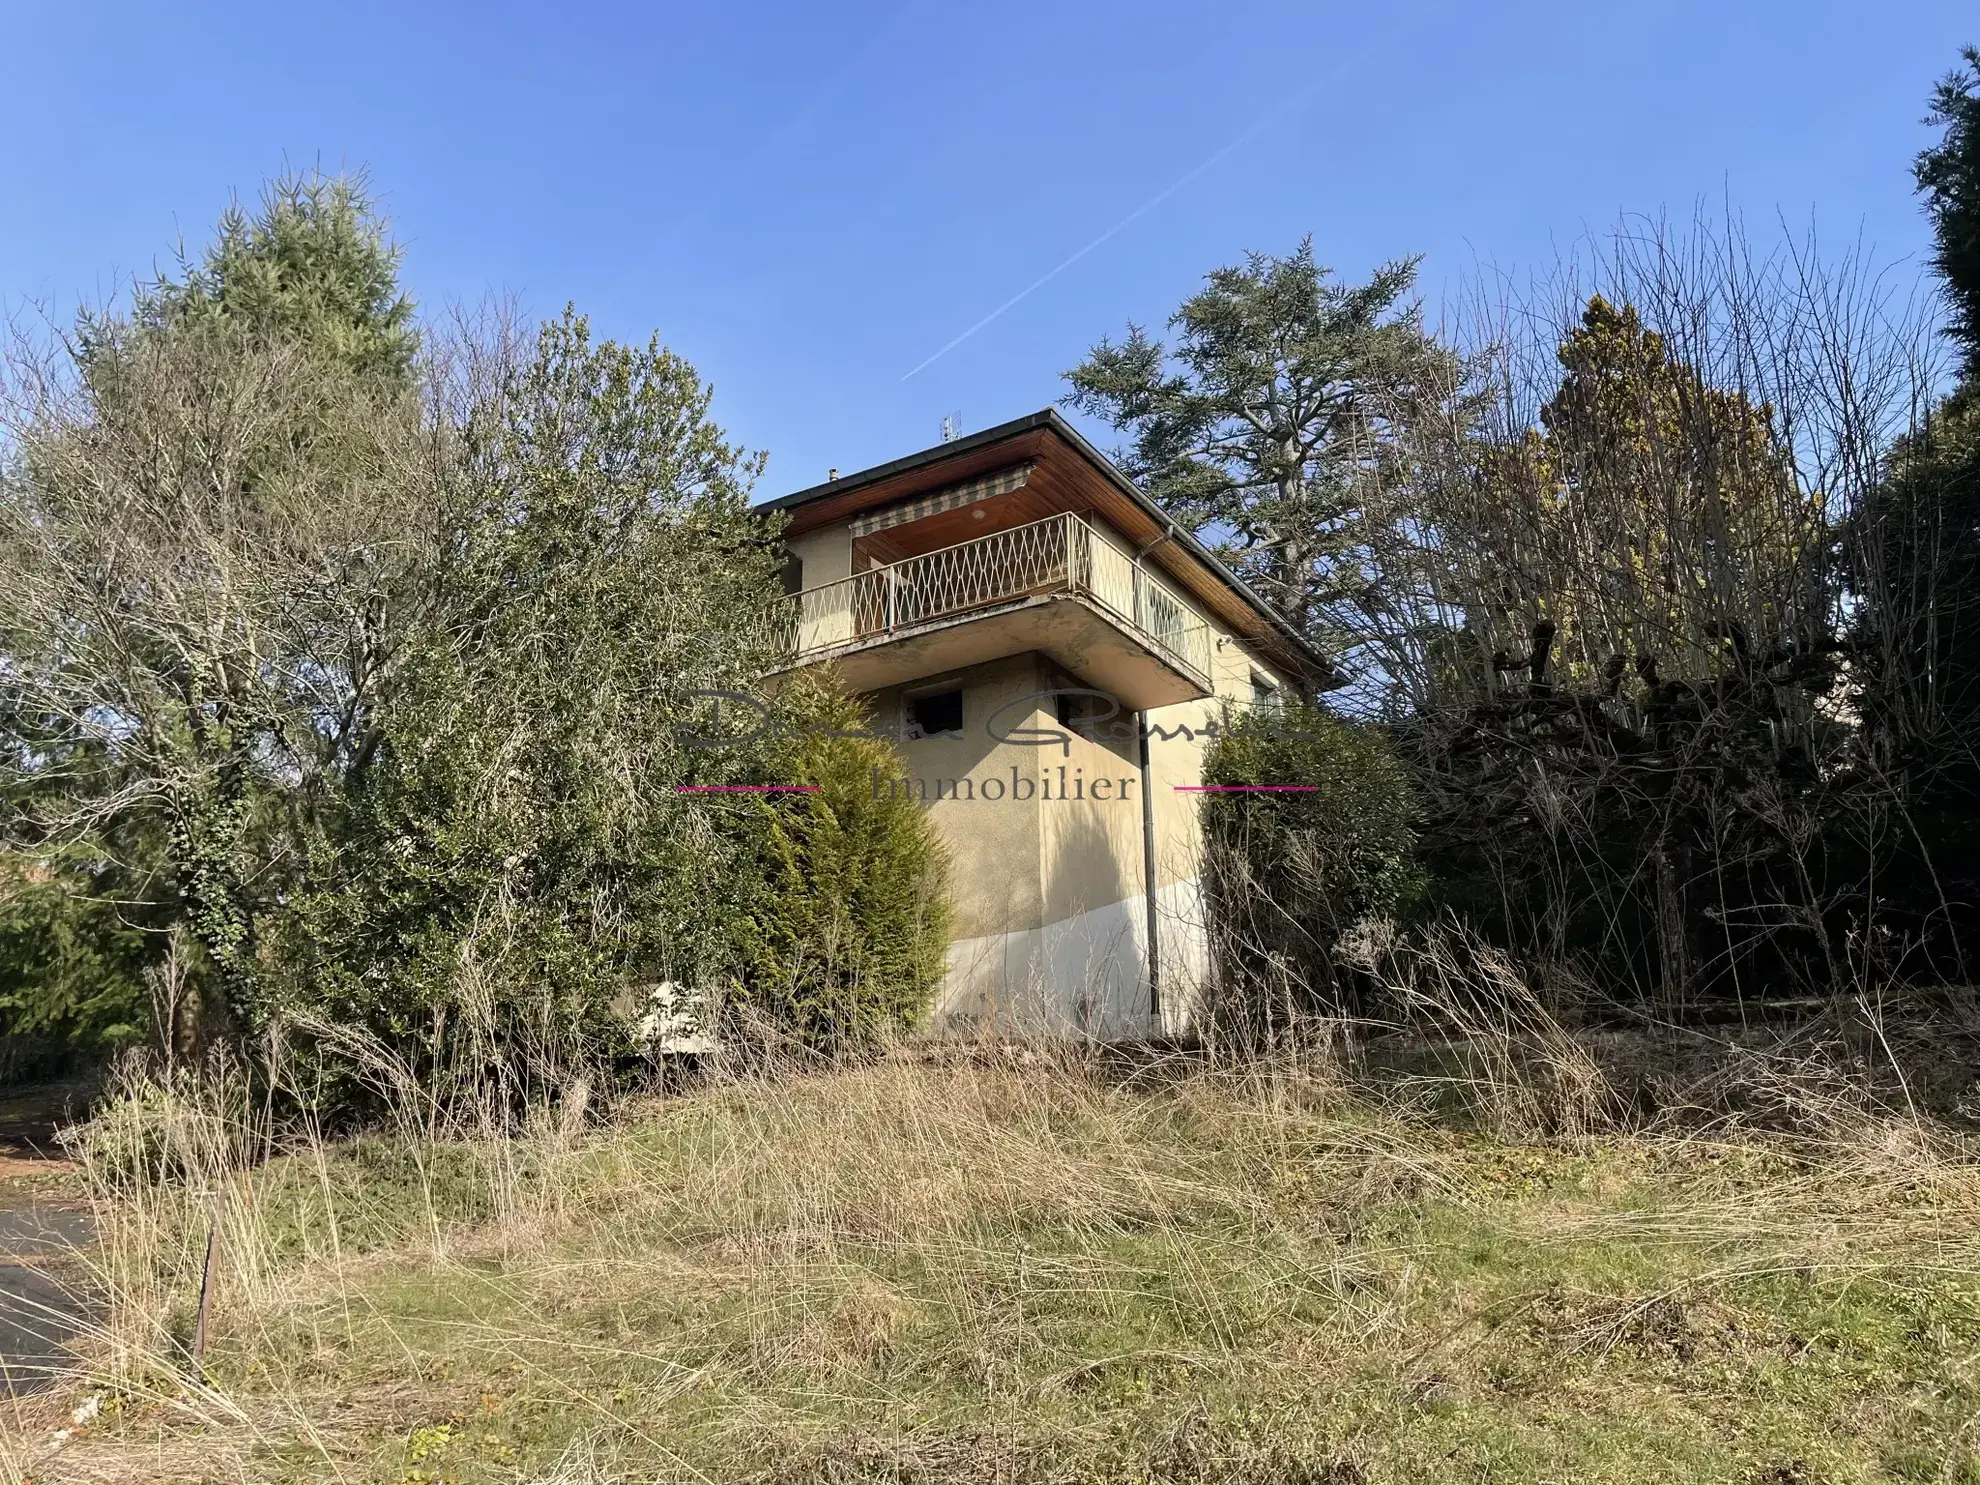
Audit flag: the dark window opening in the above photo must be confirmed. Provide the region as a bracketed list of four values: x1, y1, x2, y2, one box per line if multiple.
[1056, 689, 1119, 733]
[907, 688, 963, 738]
[1250, 671, 1282, 713]
[780, 551, 805, 596]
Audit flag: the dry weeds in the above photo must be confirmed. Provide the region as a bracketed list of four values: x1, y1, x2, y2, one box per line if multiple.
[6, 1027, 1980, 1484]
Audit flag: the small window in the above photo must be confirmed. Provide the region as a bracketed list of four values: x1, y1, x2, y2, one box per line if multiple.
[906, 688, 963, 739]
[1250, 670, 1283, 713]
[779, 551, 805, 596]
[1056, 689, 1119, 733]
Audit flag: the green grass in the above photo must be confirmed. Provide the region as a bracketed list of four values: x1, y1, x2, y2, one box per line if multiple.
[19, 1056, 1980, 1484]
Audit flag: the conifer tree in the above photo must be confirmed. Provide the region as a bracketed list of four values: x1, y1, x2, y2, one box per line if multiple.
[132, 168, 418, 387]
[1918, 48, 1980, 380]
[728, 673, 952, 1052]
[1850, 46, 1980, 974]
[1063, 240, 1453, 653]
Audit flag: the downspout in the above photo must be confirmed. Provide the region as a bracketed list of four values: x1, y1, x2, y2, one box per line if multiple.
[1130, 518, 1182, 1029]
[1138, 711, 1161, 1027]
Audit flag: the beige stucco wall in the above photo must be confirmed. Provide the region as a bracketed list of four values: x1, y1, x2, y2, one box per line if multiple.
[861, 651, 1156, 1038]
[787, 524, 852, 586]
[865, 653, 1048, 944]
[807, 511, 1300, 1040]
[1133, 606, 1302, 1031]
[786, 525, 857, 651]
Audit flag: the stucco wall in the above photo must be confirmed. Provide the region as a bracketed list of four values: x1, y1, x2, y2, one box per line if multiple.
[1130, 604, 1301, 1031]
[806, 512, 1300, 1041]
[863, 650, 1158, 1038]
[787, 524, 852, 586]
[786, 525, 856, 651]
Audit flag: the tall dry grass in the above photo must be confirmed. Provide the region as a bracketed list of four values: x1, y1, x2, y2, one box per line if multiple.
[9, 980, 1980, 1483]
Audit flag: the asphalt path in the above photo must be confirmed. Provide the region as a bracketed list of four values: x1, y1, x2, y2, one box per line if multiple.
[0, 1090, 96, 1397]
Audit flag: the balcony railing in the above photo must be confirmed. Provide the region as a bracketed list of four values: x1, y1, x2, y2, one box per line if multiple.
[771, 512, 1213, 687]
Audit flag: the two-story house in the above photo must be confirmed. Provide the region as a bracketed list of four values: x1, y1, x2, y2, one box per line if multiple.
[765, 410, 1335, 1040]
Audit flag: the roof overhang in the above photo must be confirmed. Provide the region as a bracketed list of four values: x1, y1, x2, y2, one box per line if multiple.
[761, 409, 1339, 691]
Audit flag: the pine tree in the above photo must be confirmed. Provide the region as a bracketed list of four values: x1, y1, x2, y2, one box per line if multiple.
[1062, 240, 1453, 653]
[1918, 47, 1980, 380]
[132, 167, 417, 387]
[728, 673, 952, 1052]
[1850, 45, 1980, 977]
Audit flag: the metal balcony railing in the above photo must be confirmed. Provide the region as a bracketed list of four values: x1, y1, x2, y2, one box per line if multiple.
[771, 512, 1213, 687]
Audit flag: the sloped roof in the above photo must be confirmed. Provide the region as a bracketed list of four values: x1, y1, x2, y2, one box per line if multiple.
[763, 409, 1338, 689]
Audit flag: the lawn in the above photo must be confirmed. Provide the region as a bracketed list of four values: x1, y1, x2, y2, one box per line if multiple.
[10, 1049, 1980, 1484]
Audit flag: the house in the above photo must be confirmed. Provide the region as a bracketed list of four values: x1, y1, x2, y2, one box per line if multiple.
[764, 410, 1335, 1039]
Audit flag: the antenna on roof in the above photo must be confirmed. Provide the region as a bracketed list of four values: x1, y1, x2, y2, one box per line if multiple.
[940, 412, 962, 443]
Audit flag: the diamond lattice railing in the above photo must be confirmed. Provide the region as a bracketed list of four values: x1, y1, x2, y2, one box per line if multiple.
[770, 513, 1212, 686]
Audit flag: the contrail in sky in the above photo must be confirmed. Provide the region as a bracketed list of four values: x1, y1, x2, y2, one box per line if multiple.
[900, 129, 1271, 380]
[901, 9, 1441, 382]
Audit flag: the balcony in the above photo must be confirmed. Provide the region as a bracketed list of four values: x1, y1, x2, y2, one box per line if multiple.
[770, 513, 1215, 708]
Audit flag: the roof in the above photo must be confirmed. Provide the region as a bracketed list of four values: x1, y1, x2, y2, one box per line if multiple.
[762, 409, 1338, 688]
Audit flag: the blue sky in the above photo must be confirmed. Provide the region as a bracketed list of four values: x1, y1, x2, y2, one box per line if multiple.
[2, 1, 1971, 496]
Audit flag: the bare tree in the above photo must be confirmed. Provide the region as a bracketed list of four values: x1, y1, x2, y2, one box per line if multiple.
[0, 309, 446, 1028]
[1335, 213, 1946, 1011]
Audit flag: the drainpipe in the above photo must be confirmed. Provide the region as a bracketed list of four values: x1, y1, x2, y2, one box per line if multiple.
[1138, 711, 1161, 1026]
[1130, 516, 1185, 1026]
[1130, 515, 1190, 1028]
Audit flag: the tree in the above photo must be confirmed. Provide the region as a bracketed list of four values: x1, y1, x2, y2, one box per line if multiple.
[726, 673, 953, 1053]
[1062, 240, 1454, 656]
[1917, 46, 1980, 379]
[0, 322, 424, 1038]
[0, 847, 152, 1080]
[1852, 400, 1980, 977]
[1, 174, 788, 1080]
[270, 307, 784, 1087]
[126, 168, 418, 388]
[0, 170, 434, 1053]
[1392, 271, 1863, 1010]
[1845, 45, 1980, 977]
[1198, 703, 1417, 1042]
[1461, 296, 1825, 691]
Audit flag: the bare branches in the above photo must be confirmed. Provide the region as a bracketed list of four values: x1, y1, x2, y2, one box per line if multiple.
[1281, 213, 1952, 1011]
[1, 316, 435, 810]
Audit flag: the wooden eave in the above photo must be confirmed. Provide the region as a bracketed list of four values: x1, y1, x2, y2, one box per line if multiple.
[762, 411, 1338, 690]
